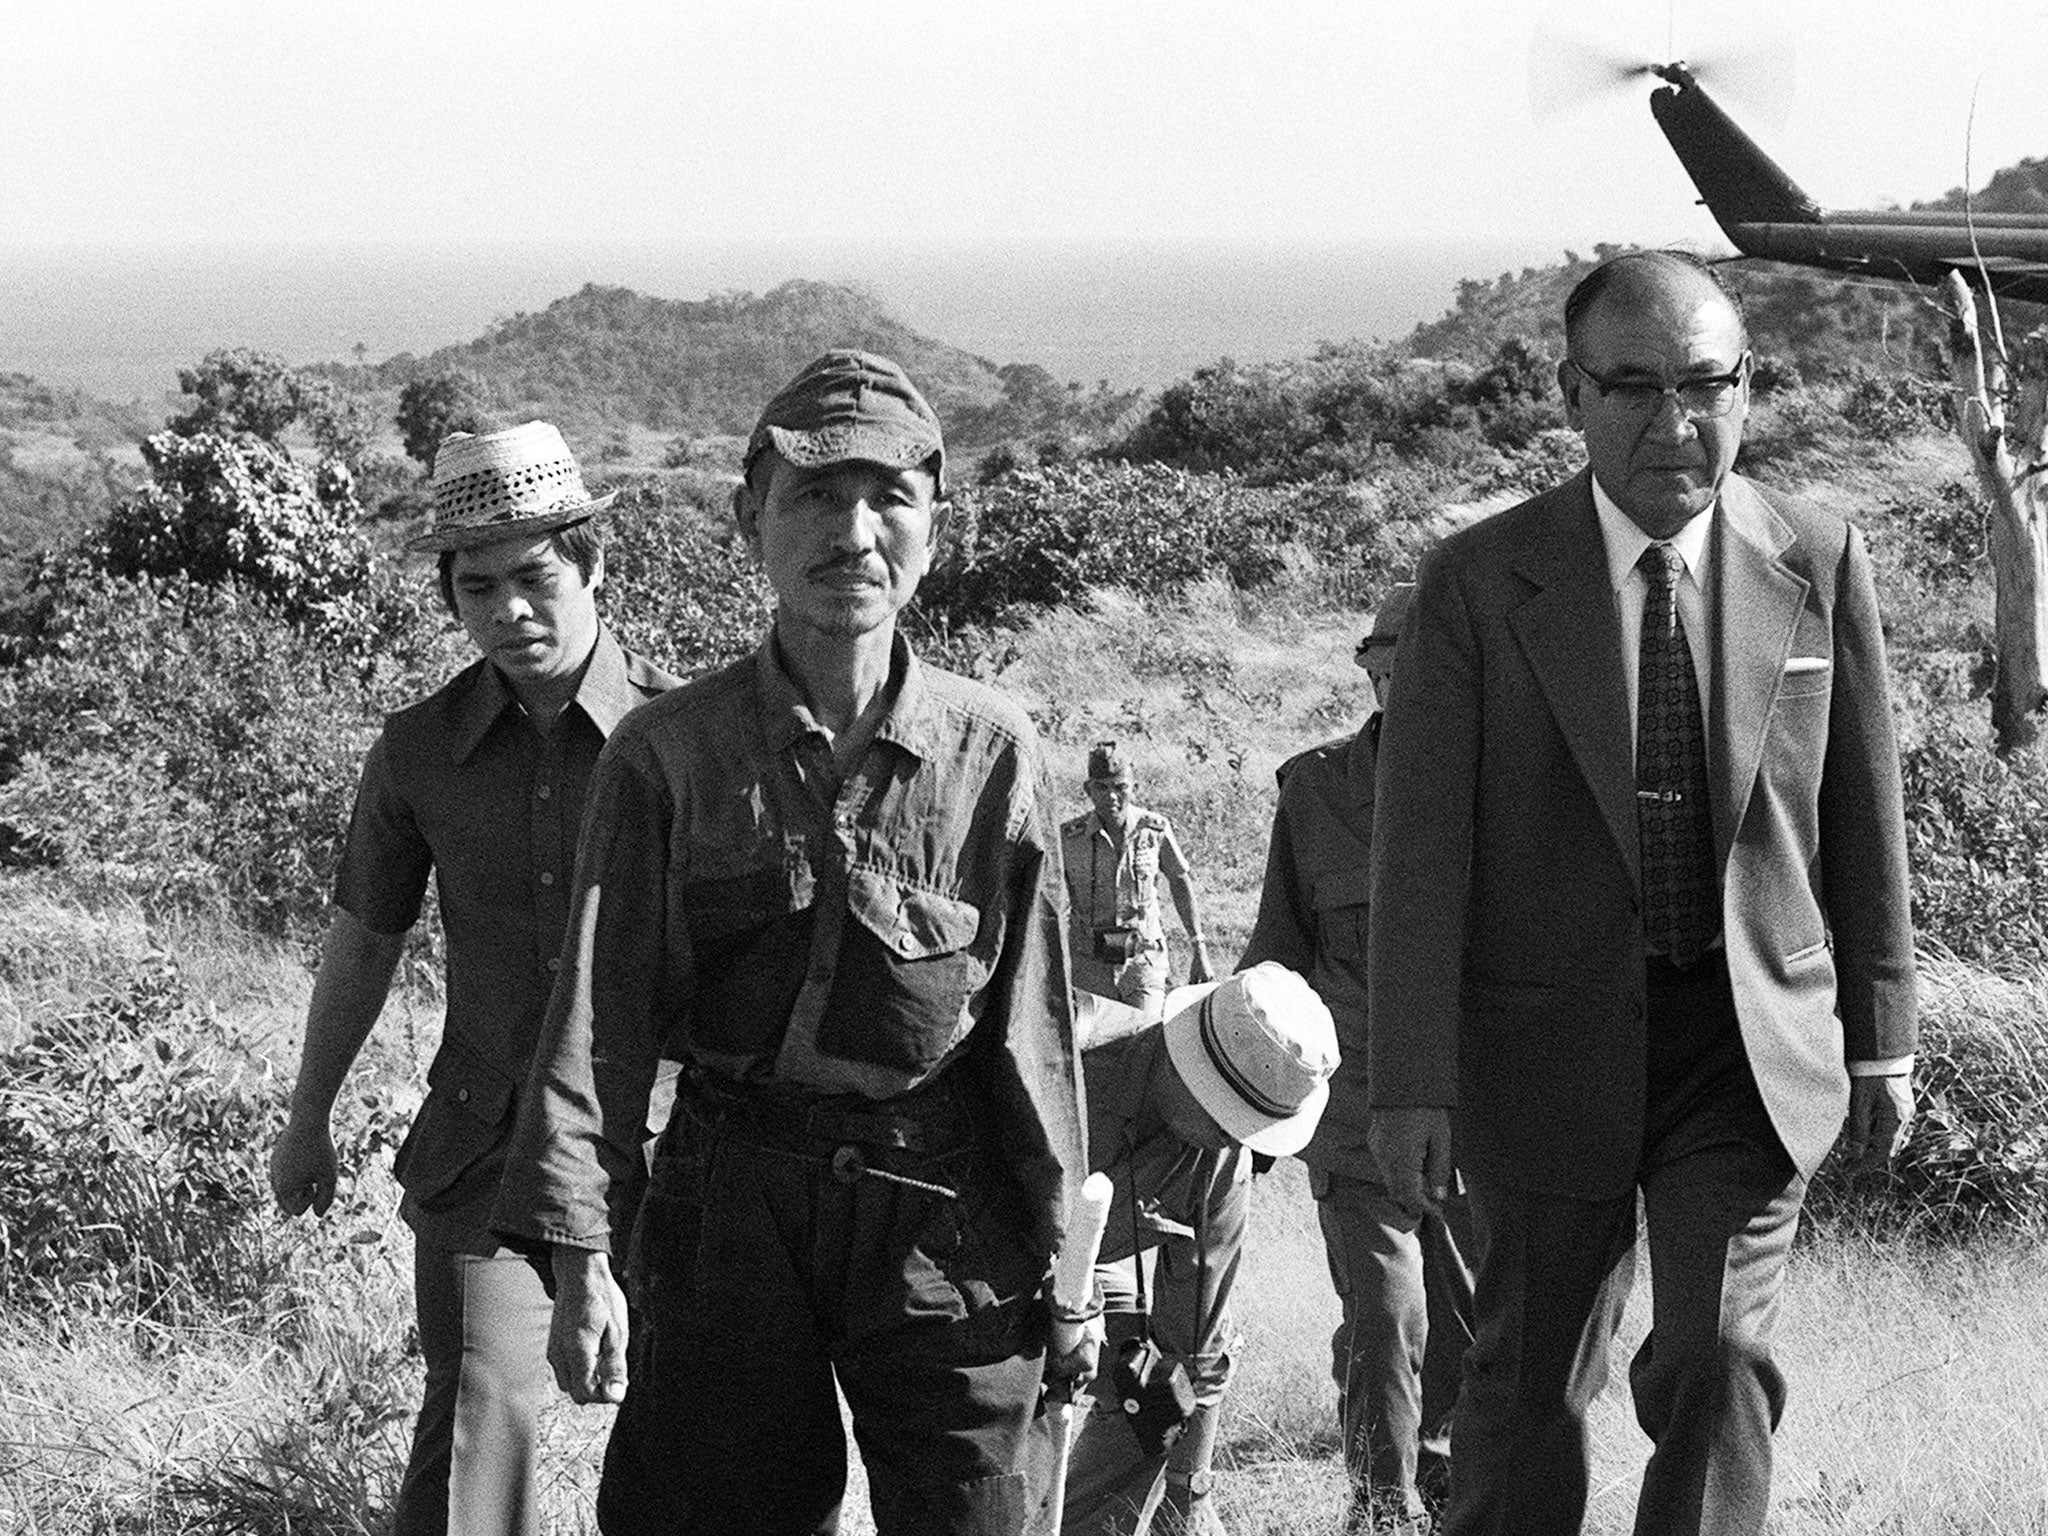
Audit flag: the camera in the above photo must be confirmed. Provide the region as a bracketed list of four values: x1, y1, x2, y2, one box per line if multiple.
[1092, 925, 1144, 963]
[1110, 1335, 1197, 1455]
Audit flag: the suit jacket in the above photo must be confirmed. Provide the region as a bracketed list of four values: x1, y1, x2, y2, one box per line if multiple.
[1365, 469, 1917, 1198]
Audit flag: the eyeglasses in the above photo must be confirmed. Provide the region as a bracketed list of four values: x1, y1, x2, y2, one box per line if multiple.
[1566, 354, 1750, 420]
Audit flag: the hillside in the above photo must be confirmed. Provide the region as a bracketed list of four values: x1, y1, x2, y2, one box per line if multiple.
[365, 278, 1009, 436]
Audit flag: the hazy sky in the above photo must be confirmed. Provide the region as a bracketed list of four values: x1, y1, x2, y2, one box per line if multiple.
[9, 0, 2048, 251]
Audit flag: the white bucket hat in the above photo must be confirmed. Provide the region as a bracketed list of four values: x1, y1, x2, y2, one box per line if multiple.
[1162, 961, 1339, 1157]
[407, 421, 619, 553]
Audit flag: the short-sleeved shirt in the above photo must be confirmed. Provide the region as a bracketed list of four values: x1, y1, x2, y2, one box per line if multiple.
[334, 627, 677, 1251]
[492, 631, 1086, 1258]
[1059, 806, 1188, 949]
[1239, 716, 1377, 1174]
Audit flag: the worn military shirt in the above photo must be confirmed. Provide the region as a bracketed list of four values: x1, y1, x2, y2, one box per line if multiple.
[493, 632, 1086, 1258]
[334, 628, 677, 1252]
[1059, 805, 1190, 950]
[1239, 716, 1377, 1174]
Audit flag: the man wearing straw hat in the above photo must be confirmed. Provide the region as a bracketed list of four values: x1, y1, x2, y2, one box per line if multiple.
[269, 421, 677, 1536]
[1035, 963, 1338, 1536]
[1240, 585, 1474, 1534]
[493, 351, 1089, 1535]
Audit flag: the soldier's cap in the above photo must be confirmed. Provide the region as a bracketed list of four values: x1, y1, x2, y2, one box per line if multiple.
[1162, 962, 1339, 1158]
[743, 350, 946, 494]
[1086, 741, 1137, 786]
[408, 421, 619, 554]
[1354, 581, 1416, 669]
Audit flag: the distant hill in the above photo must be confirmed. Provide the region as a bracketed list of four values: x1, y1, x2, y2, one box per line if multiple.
[1921, 157, 2048, 214]
[360, 279, 1012, 437]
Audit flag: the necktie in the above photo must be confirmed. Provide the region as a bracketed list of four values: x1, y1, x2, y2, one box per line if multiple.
[1636, 543, 1717, 966]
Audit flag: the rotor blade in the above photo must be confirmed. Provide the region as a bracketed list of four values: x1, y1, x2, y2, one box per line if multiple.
[1529, 23, 1653, 121]
[1686, 37, 1796, 132]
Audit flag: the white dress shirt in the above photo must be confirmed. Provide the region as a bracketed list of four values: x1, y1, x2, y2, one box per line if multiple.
[1590, 474, 1910, 1079]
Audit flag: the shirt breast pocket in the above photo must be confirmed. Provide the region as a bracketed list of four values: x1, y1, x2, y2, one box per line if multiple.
[1312, 866, 1371, 967]
[679, 862, 814, 1055]
[819, 872, 991, 1074]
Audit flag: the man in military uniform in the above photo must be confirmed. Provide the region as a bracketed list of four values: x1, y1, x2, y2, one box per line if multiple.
[1062, 743, 1213, 1020]
[493, 352, 1089, 1536]
[1240, 587, 1475, 1533]
[269, 421, 677, 1536]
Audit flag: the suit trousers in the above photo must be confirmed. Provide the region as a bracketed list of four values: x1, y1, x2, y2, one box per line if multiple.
[1443, 955, 1805, 1536]
[393, 1239, 555, 1536]
[1311, 1169, 1475, 1525]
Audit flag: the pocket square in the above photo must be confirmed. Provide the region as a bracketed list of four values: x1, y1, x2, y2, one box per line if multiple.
[1783, 656, 1831, 674]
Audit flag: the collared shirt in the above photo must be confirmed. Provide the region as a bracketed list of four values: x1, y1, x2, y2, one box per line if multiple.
[1060, 805, 1188, 947]
[1591, 479, 1911, 1080]
[1239, 720, 1377, 1173]
[334, 627, 677, 1250]
[1592, 473, 1715, 752]
[493, 631, 1085, 1256]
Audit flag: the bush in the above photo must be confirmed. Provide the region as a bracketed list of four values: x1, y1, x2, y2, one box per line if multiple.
[1806, 956, 2048, 1239]
[84, 431, 377, 648]
[0, 573, 455, 938]
[1107, 342, 1563, 484]
[1841, 367, 1951, 440]
[597, 474, 775, 675]
[1900, 720, 2048, 966]
[1891, 481, 1985, 586]
[0, 951, 407, 1326]
[921, 461, 1406, 630]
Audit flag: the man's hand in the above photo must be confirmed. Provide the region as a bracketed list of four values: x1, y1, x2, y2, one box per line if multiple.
[1044, 1310, 1104, 1398]
[269, 1114, 339, 1216]
[549, 1247, 630, 1404]
[1845, 1072, 1914, 1175]
[1186, 944, 1214, 987]
[1367, 1106, 1453, 1218]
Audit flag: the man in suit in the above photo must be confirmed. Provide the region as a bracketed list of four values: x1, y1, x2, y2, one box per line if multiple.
[1364, 249, 1917, 1536]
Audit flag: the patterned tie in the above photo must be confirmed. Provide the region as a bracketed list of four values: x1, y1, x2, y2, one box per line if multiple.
[1636, 543, 1717, 966]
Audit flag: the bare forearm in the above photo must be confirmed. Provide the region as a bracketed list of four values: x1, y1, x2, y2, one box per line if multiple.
[290, 909, 406, 1118]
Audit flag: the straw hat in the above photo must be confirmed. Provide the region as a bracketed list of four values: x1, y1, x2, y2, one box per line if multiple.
[1162, 962, 1339, 1158]
[407, 421, 618, 553]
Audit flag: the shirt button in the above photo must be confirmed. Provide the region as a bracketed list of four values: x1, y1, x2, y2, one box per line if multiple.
[535, 783, 552, 800]
[456, 1087, 471, 1104]
[547, 956, 562, 973]
[539, 871, 556, 886]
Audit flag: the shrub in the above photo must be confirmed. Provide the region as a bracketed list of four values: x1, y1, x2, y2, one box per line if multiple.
[1805, 955, 2048, 1239]
[598, 475, 775, 675]
[921, 461, 1404, 630]
[1841, 367, 1951, 440]
[0, 573, 453, 938]
[1108, 343, 1564, 485]
[1900, 719, 2048, 966]
[1890, 481, 1985, 586]
[0, 950, 407, 1326]
[84, 431, 377, 647]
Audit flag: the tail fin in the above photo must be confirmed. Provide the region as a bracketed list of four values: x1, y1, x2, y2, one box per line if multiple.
[1650, 68, 1821, 228]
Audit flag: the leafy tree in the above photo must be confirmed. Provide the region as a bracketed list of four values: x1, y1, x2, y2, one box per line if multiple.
[396, 370, 496, 467]
[170, 348, 372, 469]
[87, 431, 373, 640]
